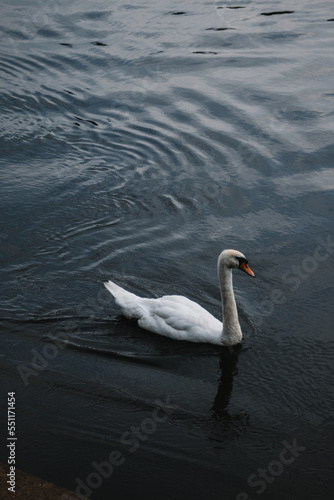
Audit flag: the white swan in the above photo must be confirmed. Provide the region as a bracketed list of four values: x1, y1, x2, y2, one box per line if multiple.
[104, 249, 255, 346]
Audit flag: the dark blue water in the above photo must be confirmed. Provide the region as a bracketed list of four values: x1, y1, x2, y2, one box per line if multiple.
[1, 1, 334, 499]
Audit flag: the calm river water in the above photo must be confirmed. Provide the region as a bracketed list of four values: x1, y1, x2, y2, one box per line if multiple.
[1, 1, 334, 499]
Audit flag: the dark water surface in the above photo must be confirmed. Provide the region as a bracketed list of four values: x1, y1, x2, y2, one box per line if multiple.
[1, 0, 334, 499]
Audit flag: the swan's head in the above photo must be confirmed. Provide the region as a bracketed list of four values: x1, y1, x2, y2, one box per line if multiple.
[218, 249, 255, 277]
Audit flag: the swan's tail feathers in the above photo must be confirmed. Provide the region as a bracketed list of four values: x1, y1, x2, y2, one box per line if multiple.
[104, 280, 143, 319]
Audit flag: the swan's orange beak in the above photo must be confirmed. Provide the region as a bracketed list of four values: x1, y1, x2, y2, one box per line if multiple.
[239, 262, 255, 277]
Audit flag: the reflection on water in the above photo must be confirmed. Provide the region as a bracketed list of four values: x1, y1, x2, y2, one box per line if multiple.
[211, 349, 249, 441]
[212, 349, 240, 417]
[1, 0, 334, 498]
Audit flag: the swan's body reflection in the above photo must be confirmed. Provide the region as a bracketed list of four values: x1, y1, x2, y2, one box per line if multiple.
[211, 347, 249, 437]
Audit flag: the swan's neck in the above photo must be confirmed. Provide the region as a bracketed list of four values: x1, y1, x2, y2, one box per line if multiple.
[219, 267, 242, 345]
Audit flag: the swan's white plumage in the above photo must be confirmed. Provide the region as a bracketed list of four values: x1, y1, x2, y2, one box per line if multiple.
[104, 249, 254, 346]
[104, 283, 222, 343]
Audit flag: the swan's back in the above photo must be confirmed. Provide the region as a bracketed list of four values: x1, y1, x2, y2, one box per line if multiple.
[104, 280, 223, 344]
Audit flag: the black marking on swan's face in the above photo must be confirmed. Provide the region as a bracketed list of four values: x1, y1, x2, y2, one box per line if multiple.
[235, 256, 248, 266]
[235, 255, 255, 277]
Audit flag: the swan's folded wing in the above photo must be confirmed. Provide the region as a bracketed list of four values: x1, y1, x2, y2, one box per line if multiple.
[136, 294, 222, 343]
[144, 295, 221, 336]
